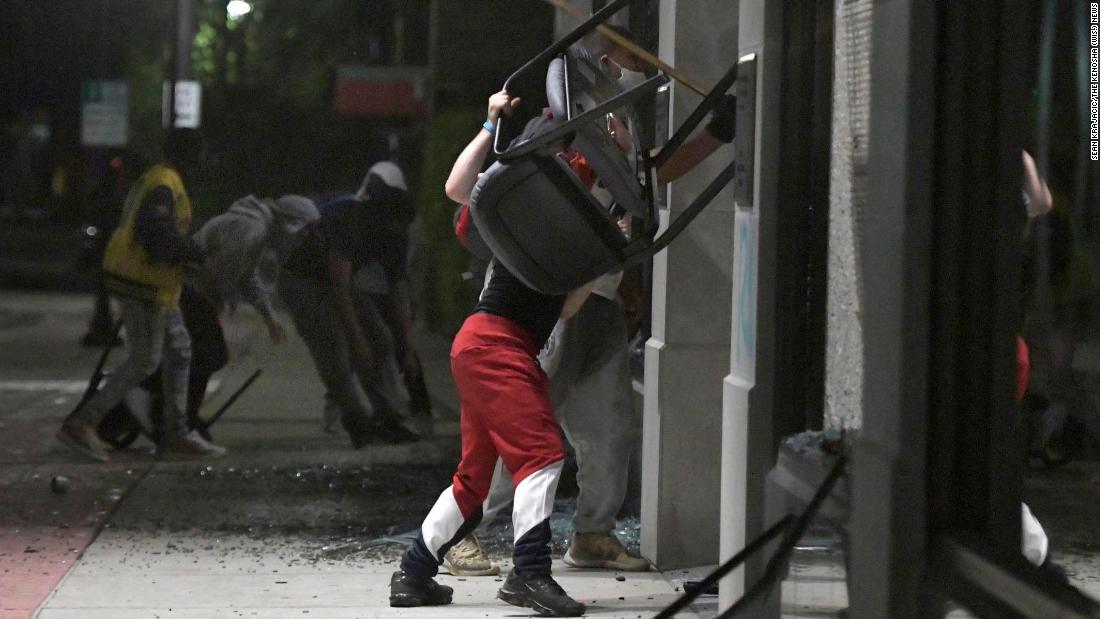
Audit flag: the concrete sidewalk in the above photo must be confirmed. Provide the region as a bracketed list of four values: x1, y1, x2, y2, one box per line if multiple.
[18, 302, 693, 619]
[40, 549, 686, 618]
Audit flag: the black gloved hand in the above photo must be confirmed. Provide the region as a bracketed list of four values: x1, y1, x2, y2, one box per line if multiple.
[705, 94, 737, 143]
[183, 238, 206, 265]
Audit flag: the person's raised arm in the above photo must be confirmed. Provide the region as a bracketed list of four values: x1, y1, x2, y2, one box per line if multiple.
[239, 244, 285, 344]
[1022, 150, 1053, 220]
[327, 251, 374, 375]
[444, 90, 521, 204]
[388, 277, 420, 380]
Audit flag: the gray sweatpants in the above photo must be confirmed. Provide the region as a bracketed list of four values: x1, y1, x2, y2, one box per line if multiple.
[72, 297, 190, 436]
[480, 295, 637, 534]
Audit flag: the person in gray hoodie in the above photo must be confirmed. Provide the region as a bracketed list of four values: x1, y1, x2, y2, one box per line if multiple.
[181, 194, 319, 434]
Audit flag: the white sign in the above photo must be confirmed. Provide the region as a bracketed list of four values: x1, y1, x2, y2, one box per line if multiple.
[162, 80, 202, 128]
[81, 80, 129, 147]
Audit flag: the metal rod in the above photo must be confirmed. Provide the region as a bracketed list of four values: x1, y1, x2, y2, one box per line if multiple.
[938, 536, 1100, 619]
[76, 319, 124, 409]
[652, 56, 740, 170]
[645, 157, 738, 257]
[653, 515, 794, 619]
[198, 368, 262, 431]
[541, 0, 709, 97]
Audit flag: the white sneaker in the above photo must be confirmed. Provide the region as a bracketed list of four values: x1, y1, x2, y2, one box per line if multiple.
[156, 430, 227, 460]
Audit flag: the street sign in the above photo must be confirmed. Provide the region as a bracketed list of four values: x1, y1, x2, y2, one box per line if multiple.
[162, 80, 202, 128]
[81, 80, 129, 147]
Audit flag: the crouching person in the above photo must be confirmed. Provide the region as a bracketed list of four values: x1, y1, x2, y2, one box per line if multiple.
[183, 194, 319, 435]
[56, 128, 225, 462]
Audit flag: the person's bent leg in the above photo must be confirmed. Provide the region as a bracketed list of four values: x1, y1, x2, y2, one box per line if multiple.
[180, 286, 228, 434]
[159, 308, 191, 437]
[61, 298, 164, 461]
[371, 291, 434, 420]
[281, 273, 372, 446]
[555, 297, 650, 570]
[355, 292, 404, 419]
[498, 448, 585, 616]
[156, 308, 225, 459]
[393, 340, 501, 607]
[465, 323, 581, 616]
[399, 463, 494, 582]
[476, 458, 514, 534]
[352, 293, 417, 443]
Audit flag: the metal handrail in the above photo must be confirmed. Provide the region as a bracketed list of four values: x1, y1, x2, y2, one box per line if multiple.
[937, 535, 1100, 619]
[653, 455, 847, 618]
[719, 455, 847, 618]
[653, 515, 794, 619]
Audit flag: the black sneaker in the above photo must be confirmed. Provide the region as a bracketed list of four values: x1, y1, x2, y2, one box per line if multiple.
[370, 416, 421, 444]
[341, 413, 373, 449]
[389, 570, 452, 607]
[498, 570, 585, 617]
[1040, 555, 1070, 585]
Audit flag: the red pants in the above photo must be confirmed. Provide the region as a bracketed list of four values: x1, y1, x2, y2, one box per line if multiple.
[450, 312, 565, 513]
[402, 312, 564, 578]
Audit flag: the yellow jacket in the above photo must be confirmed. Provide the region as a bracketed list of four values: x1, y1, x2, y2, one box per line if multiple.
[102, 164, 193, 307]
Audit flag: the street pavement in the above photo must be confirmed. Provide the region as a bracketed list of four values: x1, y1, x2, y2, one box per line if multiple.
[0, 292, 697, 619]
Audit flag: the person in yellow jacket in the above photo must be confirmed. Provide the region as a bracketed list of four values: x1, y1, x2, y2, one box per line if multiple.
[57, 128, 226, 462]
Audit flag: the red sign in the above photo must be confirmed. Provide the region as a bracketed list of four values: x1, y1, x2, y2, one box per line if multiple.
[334, 66, 431, 117]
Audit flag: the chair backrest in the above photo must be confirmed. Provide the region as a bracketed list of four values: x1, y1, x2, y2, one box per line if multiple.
[469, 154, 629, 295]
[467, 45, 656, 294]
[546, 48, 647, 217]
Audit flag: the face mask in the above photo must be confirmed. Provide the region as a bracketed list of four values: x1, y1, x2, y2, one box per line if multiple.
[618, 68, 648, 92]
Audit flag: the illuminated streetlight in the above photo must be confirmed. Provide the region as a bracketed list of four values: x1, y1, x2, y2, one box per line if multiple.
[226, 0, 252, 21]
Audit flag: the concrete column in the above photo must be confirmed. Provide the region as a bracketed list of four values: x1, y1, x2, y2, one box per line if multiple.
[718, 0, 782, 609]
[824, 0, 869, 431]
[848, 0, 936, 616]
[641, 0, 738, 570]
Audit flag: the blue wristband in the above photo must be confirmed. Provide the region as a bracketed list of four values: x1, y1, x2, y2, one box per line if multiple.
[483, 120, 495, 134]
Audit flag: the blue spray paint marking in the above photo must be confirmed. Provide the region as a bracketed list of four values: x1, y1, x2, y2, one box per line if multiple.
[736, 219, 756, 364]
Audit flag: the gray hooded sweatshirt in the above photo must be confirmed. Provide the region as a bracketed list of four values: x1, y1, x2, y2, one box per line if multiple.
[191, 194, 319, 319]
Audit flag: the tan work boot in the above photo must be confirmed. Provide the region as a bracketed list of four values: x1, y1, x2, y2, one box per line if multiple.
[156, 430, 227, 460]
[443, 533, 500, 576]
[56, 420, 111, 463]
[563, 531, 651, 571]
